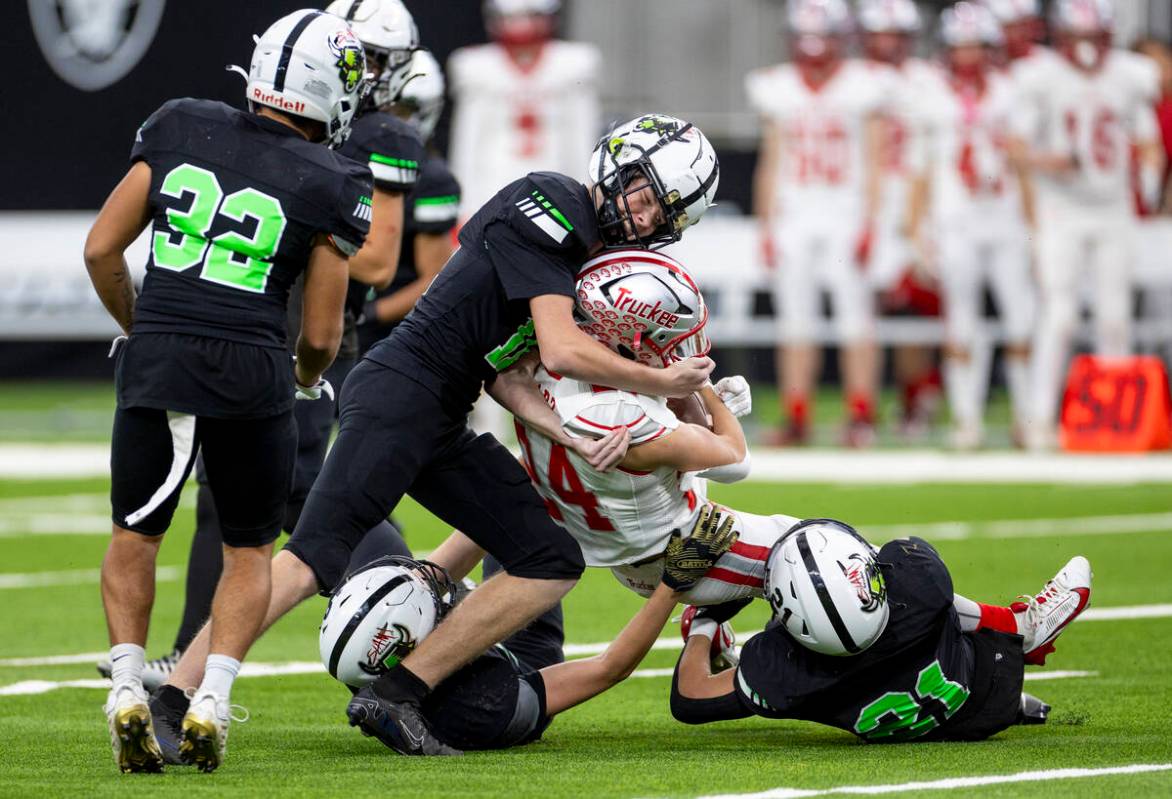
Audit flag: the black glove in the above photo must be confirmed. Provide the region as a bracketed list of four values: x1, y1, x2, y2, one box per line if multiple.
[690, 597, 752, 626]
[662, 504, 738, 591]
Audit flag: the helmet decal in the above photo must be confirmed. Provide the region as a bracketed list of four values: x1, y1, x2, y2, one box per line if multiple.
[840, 553, 887, 613]
[330, 29, 366, 94]
[358, 622, 415, 675]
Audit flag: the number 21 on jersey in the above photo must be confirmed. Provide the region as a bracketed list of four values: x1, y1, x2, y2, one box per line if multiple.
[152, 162, 288, 293]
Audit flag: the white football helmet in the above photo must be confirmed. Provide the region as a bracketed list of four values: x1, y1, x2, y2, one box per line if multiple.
[245, 9, 368, 148]
[858, 0, 921, 33]
[396, 49, 444, 142]
[575, 249, 710, 367]
[326, 0, 419, 109]
[588, 114, 719, 249]
[1051, 0, 1115, 34]
[941, 2, 1003, 47]
[319, 556, 456, 688]
[764, 519, 889, 657]
[485, 0, 561, 16]
[981, 0, 1040, 23]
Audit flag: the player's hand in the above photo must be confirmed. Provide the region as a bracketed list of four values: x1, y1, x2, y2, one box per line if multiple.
[569, 427, 630, 473]
[662, 504, 738, 592]
[107, 335, 128, 359]
[295, 378, 335, 402]
[661, 356, 715, 398]
[713, 376, 751, 418]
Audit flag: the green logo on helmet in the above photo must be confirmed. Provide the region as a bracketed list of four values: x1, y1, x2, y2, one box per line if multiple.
[330, 30, 365, 94]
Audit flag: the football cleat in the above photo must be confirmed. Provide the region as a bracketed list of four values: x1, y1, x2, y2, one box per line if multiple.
[179, 690, 248, 773]
[149, 686, 190, 766]
[1011, 556, 1092, 666]
[1016, 692, 1052, 725]
[842, 420, 877, 449]
[766, 420, 810, 447]
[346, 686, 461, 756]
[104, 683, 164, 773]
[97, 648, 182, 693]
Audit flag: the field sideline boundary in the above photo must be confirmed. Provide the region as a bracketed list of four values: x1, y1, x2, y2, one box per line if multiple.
[683, 763, 1172, 799]
[4, 444, 1172, 483]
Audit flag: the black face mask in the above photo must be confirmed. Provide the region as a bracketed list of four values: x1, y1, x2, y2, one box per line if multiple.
[595, 163, 676, 250]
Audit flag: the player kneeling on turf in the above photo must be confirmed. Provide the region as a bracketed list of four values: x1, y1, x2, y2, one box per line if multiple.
[670, 519, 1093, 742]
[332, 506, 737, 753]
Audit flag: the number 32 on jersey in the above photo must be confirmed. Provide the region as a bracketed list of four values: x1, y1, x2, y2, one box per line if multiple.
[152, 162, 287, 293]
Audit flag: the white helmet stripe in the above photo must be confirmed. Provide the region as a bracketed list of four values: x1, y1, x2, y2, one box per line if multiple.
[796, 530, 861, 654]
[325, 573, 412, 679]
[273, 10, 324, 93]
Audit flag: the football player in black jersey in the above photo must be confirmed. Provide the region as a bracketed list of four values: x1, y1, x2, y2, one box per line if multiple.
[162, 112, 722, 756]
[84, 10, 372, 773]
[115, 0, 427, 705]
[671, 518, 1093, 743]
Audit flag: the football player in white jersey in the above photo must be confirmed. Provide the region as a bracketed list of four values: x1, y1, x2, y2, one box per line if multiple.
[447, 0, 600, 218]
[478, 250, 800, 608]
[859, 0, 945, 439]
[1012, 0, 1164, 449]
[747, 0, 889, 447]
[909, 2, 1036, 449]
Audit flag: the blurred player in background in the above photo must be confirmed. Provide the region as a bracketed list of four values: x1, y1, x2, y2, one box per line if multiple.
[909, 2, 1035, 449]
[83, 9, 371, 772]
[748, 0, 886, 447]
[448, 0, 600, 217]
[859, 0, 944, 440]
[1013, 0, 1163, 449]
[99, 0, 425, 707]
[982, 0, 1051, 70]
[359, 48, 461, 351]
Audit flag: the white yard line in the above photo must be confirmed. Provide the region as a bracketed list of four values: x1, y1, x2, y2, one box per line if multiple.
[5, 444, 1172, 483]
[0, 565, 180, 590]
[863, 512, 1172, 541]
[686, 763, 1172, 799]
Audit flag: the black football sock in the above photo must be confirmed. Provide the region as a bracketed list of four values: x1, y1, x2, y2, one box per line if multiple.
[172, 481, 223, 653]
[371, 665, 430, 705]
[152, 684, 190, 714]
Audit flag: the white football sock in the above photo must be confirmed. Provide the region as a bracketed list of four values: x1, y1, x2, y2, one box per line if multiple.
[200, 654, 241, 699]
[945, 355, 978, 429]
[109, 643, 145, 689]
[1005, 354, 1031, 429]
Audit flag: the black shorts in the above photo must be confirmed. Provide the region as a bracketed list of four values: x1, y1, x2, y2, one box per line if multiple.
[285, 359, 584, 592]
[932, 629, 1025, 742]
[423, 650, 552, 751]
[111, 405, 295, 547]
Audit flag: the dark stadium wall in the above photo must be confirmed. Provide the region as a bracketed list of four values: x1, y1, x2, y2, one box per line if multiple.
[0, 0, 488, 210]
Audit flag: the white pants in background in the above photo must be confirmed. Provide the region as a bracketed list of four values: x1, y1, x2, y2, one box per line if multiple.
[774, 221, 874, 344]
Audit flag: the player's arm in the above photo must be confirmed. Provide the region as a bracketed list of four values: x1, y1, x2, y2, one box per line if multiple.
[294, 235, 349, 388]
[530, 294, 714, 398]
[1008, 136, 1037, 230]
[427, 530, 486, 582]
[668, 635, 746, 724]
[371, 230, 452, 323]
[83, 161, 153, 335]
[345, 187, 403, 291]
[620, 385, 747, 475]
[1133, 105, 1166, 213]
[486, 351, 630, 472]
[540, 582, 680, 716]
[753, 118, 783, 229]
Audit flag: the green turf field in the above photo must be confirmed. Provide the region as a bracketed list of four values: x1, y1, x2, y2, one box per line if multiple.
[2, 469, 1171, 798]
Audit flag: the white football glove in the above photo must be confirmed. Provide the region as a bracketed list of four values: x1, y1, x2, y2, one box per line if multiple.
[714, 376, 751, 418]
[294, 378, 335, 402]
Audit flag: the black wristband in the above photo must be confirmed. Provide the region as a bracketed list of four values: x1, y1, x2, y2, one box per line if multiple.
[371, 665, 430, 704]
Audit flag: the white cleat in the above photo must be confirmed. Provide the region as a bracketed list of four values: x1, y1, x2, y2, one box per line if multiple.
[104, 683, 164, 773]
[1012, 556, 1093, 666]
[179, 690, 248, 773]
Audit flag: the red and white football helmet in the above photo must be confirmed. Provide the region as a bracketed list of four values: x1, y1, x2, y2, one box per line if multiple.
[575, 250, 710, 368]
[787, 0, 853, 69]
[1052, 0, 1114, 71]
[982, 0, 1042, 61]
[859, 0, 921, 65]
[484, 0, 559, 47]
[941, 2, 1003, 47]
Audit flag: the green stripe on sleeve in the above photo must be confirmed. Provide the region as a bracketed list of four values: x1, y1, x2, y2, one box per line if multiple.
[369, 153, 419, 168]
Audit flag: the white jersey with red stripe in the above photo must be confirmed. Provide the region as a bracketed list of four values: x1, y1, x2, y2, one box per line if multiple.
[515, 366, 704, 568]
[1013, 48, 1160, 215]
[921, 69, 1025, 230]
[447, 40, 601, 217]
[745, 59, 894, 225]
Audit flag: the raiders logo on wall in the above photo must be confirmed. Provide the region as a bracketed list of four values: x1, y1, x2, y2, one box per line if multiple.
[29, 0, 166, 92]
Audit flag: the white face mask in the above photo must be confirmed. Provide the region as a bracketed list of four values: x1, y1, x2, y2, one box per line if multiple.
[1075, 40, 1099, 69]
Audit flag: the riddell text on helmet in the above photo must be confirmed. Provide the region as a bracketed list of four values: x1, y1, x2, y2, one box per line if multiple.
[252, 88, 306, 113]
